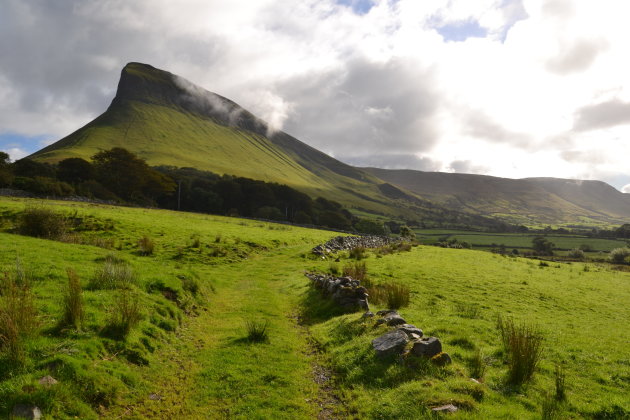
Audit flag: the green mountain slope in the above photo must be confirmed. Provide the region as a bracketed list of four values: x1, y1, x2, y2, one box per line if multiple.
[364, 168, 630, 227]
[32, 63, 404, 216]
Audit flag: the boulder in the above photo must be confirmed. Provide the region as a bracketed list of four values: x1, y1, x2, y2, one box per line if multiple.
[384, 313, 406, 326]
[410, 337, 442, 358]
[431, 352, 452, 366]
[397, 324, 423, 338]
[431, 404, 458, 413]
[12, 405, 42, 419]
[372, 330, 409, 358]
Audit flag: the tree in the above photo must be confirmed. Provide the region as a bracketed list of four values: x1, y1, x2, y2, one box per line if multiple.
[532, 236, 554, 256]
[354, 219, 385, 235]
[615, 224, 630, 239]
[57, 158, 95, 183]
[0, 151, 13, 186]
[92, 148, 175, 202]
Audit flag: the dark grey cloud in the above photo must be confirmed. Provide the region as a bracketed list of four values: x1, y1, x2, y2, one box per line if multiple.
[338, 153, 441, 171]
[462, 109, 532, 148]
[280, 57, 441, 158]
[546, 38, 606, 75]
[573, 99, 630, 131]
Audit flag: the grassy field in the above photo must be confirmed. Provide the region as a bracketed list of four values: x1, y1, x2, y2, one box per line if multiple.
[415, 229, 629, 253]
[1, 197, 628, 418]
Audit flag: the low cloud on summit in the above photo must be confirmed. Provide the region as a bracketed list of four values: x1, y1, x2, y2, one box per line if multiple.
[1, 0, 629, 189]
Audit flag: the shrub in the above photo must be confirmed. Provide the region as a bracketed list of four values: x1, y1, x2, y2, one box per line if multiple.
[496, 316, 544, 385]
[61, 269, 84, 329]
[90, 261, 136, 290]
[245, 319, 268, 343]
[342, 261, 367, 282]
[469, 348, 487, 380]
[567, 248, 585, 260]
[18, 206, 67, 239]
[610, 247, 630, 264]
[104, 290, 142, 340]
[0, 272, 38, 363]
[137, 236, 155, 256]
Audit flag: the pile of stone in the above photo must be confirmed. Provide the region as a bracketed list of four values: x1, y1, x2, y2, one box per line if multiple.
[312, 235, 400, 256]
[370, 310, 451, 366]
[305, 273, 369, 311]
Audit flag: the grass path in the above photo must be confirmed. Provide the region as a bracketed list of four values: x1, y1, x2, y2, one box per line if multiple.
[107, 247, 335, 419]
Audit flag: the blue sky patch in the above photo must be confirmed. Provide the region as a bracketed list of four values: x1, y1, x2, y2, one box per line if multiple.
[436, 19, 488, 42]
[336, 0, 376, 15]
[0, 132, 53, 161]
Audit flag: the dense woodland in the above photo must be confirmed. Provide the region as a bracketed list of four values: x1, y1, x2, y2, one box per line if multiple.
[0, 149, 386, 234]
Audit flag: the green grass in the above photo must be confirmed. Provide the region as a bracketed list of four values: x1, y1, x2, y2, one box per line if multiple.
[415, 229, 628, 252]
[1, 196, 629, 418]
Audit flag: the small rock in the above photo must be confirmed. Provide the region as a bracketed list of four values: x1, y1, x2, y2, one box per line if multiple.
[148, 393, 162, 401]
[431, 404, 458, 413]
[12, 404, 42, 419]
[470, 378, 481, 384]
[410, 337, 442, 358]
[397, 324, 423, 338]
[384, 313, 406, 326]
[361, 311, 375, 319]
[372, 330, 409, 358]
[431, 352, 452, 366]
[38, 376, 58, 387]
[376, 309, 398, 316]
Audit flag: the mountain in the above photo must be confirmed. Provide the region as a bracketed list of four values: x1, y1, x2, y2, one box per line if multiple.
[30, 62, 629, 228]
[32, 62, 503, 228]
[363, 168, 630, 226]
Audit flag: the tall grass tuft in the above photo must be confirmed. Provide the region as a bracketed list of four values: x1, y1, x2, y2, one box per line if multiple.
[554, 364, 566, 401]
[245, 319, 269, 343]
[342, 261, 368, 282]
[497, 315, 544, 385]
[62, 268, 84, 329]
[104, 290, 142, 340]
[137, 235, 155, 256]
[0, 272, 38, 364]
[367, 282, 410, 309]
[90, 260, 136, 290]
[469, 348, 487, 380]
[18, 206, 67, 239]
[349, 246, 367, 260]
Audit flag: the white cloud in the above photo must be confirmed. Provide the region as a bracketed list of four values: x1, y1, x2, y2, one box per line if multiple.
[0, 0, 629, 188]
[5, 147, 28, 162]
[622, 184, 630, 193]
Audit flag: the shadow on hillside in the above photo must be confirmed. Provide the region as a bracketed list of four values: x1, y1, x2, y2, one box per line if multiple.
[298, 287, 352, 326]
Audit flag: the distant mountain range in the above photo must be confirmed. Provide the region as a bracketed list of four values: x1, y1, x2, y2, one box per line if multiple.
[31, 63, 630, 228]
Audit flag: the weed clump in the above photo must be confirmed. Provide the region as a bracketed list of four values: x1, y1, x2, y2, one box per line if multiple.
[468, 348, 487, 380]
[104, 290, 142, 340]
[137, 235, 155, 255]
[0, 271, 38, 364]
[496, 315, 544, 385]
[349, 246, 367, 260]
[61, 268, 84, 330]
[342, 261, 368, 282]
[245, 320, 268, 343]
[455, 302, 482, 319]
[90, 260, 136, 290]
[18, 206, 67, 239]
[567, 248, 585, 260]
[367, 282, 411, 309]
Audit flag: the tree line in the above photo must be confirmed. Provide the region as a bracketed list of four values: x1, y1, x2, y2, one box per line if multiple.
[0, 149, 387, 233]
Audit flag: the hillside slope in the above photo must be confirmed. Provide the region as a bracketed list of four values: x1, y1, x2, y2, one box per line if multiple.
[364, 168, 630, 226]
[29, 63, 508, 229]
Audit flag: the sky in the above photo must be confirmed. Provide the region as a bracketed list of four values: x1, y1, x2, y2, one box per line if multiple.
[1, 0, 629, 193]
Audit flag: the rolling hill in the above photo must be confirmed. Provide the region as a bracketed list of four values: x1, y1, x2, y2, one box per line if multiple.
[364, 168, 630, 227]
[30, 62, 630, 228]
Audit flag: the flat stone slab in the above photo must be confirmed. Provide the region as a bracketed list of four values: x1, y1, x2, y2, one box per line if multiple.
[397, 324, 423, 338]
[372, 330, 409, 358]
[12, 405, 42, 419]
[432, 404, 458, 413]
[411, 336, 442, 358]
